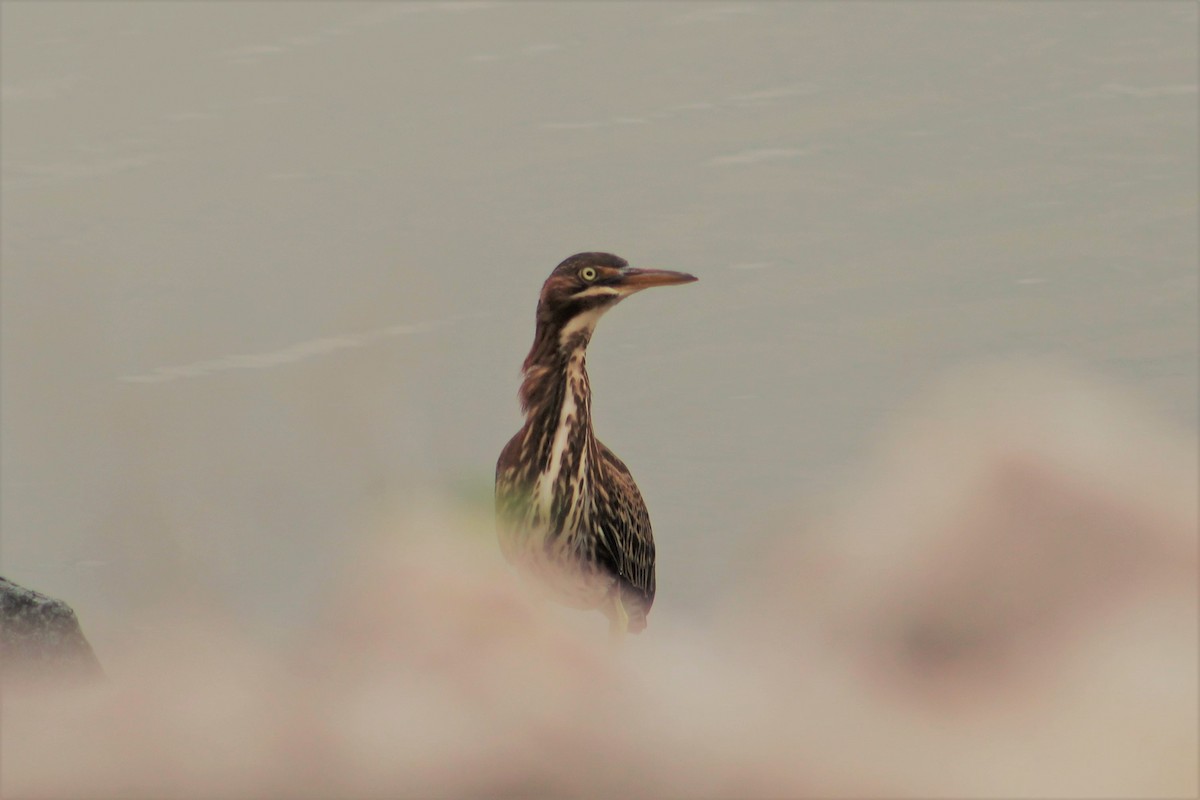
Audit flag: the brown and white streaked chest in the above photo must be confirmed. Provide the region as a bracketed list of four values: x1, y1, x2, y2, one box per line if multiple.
[516, 354, 589, 550]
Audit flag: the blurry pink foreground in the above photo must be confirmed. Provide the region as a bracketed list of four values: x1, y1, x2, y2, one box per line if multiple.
[6, 362, 1197, 798]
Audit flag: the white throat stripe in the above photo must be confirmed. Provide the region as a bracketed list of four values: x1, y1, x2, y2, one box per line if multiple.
[558, 306, 608, 343]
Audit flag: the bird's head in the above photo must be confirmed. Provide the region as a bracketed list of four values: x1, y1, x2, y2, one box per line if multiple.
[535, 252, 698, 348]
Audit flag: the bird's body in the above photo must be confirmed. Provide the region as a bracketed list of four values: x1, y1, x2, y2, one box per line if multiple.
[495, 253, 696, 635]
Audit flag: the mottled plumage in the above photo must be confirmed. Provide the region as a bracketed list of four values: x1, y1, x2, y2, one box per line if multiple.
[495, 252, 696, 635]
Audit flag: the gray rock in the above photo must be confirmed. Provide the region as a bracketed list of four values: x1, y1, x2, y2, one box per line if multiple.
[1, 576, 102, 684]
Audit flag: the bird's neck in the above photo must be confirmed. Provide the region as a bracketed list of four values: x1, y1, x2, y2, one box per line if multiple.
[516, 324, 596, 480]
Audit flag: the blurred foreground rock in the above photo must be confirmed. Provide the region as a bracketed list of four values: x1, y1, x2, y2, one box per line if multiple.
[2, 362, 1195, 798]
[730, 362, 1198, 797]
[1, 576, 102, 684]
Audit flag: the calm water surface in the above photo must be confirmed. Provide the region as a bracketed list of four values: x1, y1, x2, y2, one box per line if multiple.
[2, 2, 1196, 651]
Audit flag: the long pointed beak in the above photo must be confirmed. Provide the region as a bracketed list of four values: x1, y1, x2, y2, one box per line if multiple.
[616, 267, 699, 294]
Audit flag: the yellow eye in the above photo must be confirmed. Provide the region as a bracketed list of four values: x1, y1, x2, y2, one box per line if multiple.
[580, 266, 597, 282]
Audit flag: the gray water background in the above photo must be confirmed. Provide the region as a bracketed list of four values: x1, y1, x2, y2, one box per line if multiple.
[2, 2, 1196, 654]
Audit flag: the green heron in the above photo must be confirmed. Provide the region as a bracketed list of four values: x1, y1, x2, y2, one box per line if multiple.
[495, 253, 697, 636]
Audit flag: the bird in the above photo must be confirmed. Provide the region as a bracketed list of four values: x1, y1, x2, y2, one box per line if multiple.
[495, 252, 697, 637]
